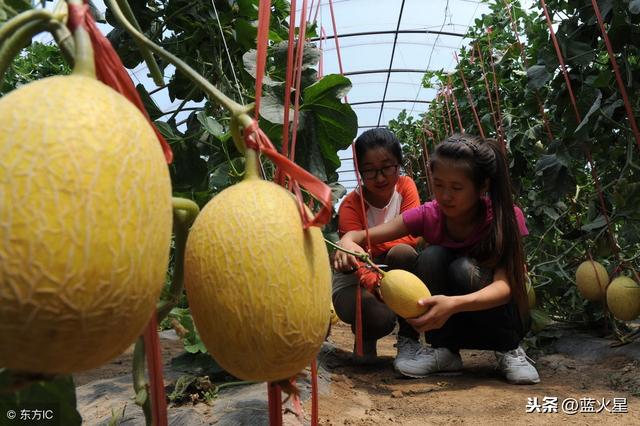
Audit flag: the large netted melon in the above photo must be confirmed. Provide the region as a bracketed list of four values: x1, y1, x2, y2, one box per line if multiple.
[575, 260, 609, 301]
[606, 276, 640, 321]
[380, 269, 431, 319]
[0, 75, 173, 374]
[184, 176, 331, 382]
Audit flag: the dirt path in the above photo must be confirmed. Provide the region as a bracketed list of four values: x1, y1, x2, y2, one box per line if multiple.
[313, 322, 640, 425]
[74, 323, 640, 425]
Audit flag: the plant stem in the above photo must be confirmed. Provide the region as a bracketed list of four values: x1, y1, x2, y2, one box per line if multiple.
[323, 238, 385, 275]
[132, 337, 152, 425]
[115, 0, 164, 86]
[49, 20, 75, 67]
[0, 9, 56, 46]
[105, 0, 244, 115]
[0, 20, 50, 84]
[156, 198, 200, 321]
[71, 25, 95, 77]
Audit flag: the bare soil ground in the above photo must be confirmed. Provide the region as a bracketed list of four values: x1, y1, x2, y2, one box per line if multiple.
[74, 322, 640, 425]
[313, 322, 640, 425]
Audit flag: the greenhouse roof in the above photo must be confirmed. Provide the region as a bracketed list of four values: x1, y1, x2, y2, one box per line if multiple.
[308, 0, 492, 192]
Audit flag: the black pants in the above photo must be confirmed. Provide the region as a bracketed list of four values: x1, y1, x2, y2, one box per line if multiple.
[332, 244, 419, 341]
[414, 245, 525, 352]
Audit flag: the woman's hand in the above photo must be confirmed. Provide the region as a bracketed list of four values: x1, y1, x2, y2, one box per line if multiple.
[333, 236, 366, 272]
[406, 295, 459, 333]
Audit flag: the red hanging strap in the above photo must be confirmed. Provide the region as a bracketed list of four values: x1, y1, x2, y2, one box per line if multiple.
[311, 359, 319, 426]
[454, 52, 486, 139]
[328, 0, 347, 103]
[503, 0, 554, 142]
[289, 0, 310, 167]
[539, 0, 622, 266]
[267, 382, 283, 426]
[447, 78, 465, 133]
[253, 0, 272, 119]
[590, 0, 640, 152]
[243, 121, 333, 227]
[539, 0, 581, 124]
[67, 3, 172, 164]
[442, 89, 455, 136]
[251, 0, 330, 227]
[437, 93, 451, 137]
[142, 313, 168, 426]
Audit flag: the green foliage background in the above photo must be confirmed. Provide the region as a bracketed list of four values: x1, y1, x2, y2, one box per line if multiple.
[389, 0, 640, 328]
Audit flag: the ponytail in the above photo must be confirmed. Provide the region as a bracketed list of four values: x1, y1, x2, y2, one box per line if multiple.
[482, 139, 529, 330]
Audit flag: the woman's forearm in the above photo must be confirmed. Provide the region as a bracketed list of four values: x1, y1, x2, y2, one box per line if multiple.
[450, 279, 511, 313]
[451, 266, 512, 313]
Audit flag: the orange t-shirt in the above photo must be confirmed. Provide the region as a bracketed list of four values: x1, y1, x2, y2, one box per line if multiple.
[338, 175, 420, 257]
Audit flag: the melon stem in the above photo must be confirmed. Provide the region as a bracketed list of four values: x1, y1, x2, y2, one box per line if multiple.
[244, 148, 260, 180]
[0, 18, 70, 85]
[156, 198, 200, 321]
[0, 9, 56, 46]
[323, 238, 386, 276]
[70, 23, 95, 78]
[105, 0, 245, 116]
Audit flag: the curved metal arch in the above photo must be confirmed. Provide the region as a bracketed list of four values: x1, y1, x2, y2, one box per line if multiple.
[309, 29, 466, 42]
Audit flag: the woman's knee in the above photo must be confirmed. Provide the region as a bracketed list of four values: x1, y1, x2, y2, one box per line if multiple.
[385, 243, 417, 270]
[448, 257, 492, 295]
[414, 245, 453, 294]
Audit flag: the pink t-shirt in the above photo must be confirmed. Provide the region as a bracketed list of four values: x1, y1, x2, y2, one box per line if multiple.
[402, 198, 528, 252]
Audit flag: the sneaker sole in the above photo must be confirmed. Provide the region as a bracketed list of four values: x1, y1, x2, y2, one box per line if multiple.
[395, 367, 464, 379]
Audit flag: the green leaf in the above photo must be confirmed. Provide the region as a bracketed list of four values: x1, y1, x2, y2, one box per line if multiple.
[300, 74, 358, 173]
[235, 18, 258, 50]
[135, 84, 163, 121]
[258, 84, 290, 124]
[574, 90, 602, 133]
[0, 0, 31, 24]
[580, 215, 607, 231]
[535, 154, 576, 200]
[565, 40, 596, 67]
[0, 374, 81, 425]
[526, 65, 551, 90]
[197, 112, 225, 137]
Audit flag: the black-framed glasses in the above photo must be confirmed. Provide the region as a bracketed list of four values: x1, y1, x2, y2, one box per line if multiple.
[360, 164, 399, 180]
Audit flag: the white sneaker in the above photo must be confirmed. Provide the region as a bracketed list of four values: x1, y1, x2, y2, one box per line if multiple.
[394, 346, 462, 378]
[393, 335, 422, 372]
[495, 346, 541, 385]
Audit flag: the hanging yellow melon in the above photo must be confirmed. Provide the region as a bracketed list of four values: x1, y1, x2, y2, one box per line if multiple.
[184, 175, 331, 382]
[575, 260, 609, 301]
[0, 75, 172, 374]
[606, 276, 640, 321]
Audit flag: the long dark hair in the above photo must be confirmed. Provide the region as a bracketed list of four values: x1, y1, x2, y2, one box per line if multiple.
[354, 128, 403, 170]
[429, 133, 529, 327]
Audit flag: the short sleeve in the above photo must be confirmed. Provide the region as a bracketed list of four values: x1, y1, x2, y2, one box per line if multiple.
[514, 206, 529, 237]
[401, 200, 442, 242]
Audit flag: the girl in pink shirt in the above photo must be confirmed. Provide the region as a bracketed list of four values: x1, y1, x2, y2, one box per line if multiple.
[335, 133, 540, 385]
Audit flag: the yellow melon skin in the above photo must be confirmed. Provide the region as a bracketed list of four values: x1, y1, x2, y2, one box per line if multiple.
[0, 75, 172, 374]
[184, 178, 331, 382]
[606, 276, 640, 321]
[575, 260, 609, 301]
[380, 269, 431, 319]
